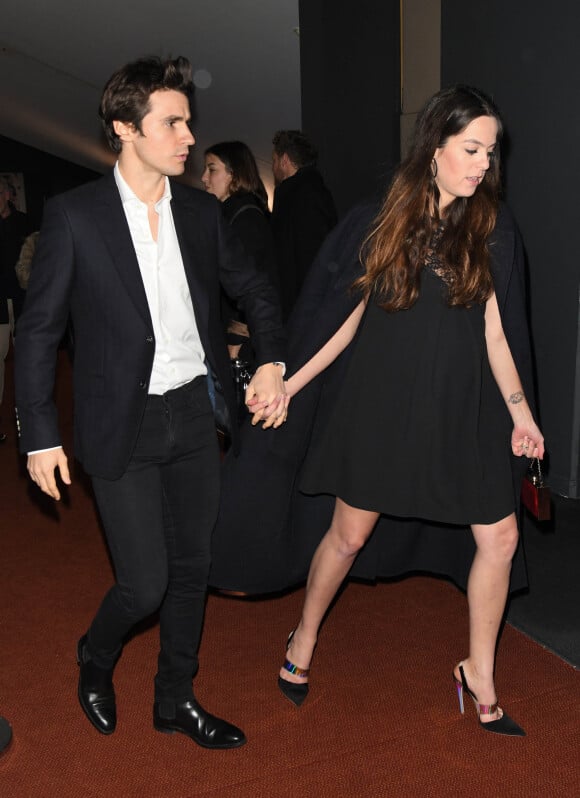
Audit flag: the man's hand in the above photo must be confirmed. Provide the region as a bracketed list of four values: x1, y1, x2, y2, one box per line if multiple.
[27, 447, 71, 500]
[245, 362, 289, 428]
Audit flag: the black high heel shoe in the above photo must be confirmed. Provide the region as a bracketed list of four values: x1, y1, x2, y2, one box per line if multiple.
[453, 663, 525, 737]
[278, 631, 310, 707]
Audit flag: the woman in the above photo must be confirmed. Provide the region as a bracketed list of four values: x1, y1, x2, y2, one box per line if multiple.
[201, 141, 278, 362]
[274, 86, 544, 736]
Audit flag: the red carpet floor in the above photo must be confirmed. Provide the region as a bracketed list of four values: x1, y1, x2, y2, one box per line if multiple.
[1, 351, 579, 797]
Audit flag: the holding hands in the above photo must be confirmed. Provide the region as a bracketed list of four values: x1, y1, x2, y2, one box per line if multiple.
[245, 362, 290, 429]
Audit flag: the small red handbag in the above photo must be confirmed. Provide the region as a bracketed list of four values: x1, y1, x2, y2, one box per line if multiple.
[521, 458, 551, 521]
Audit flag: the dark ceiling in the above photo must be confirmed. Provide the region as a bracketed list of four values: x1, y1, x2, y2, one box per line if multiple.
[0, 1, 301, 199]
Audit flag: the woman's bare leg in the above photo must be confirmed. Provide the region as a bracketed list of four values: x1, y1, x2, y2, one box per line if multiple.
[456, 512, 519, 721]
[279, 498, 379, 684]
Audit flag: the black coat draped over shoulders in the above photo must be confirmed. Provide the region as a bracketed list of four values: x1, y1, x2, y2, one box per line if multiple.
[209, 201, 533, 595]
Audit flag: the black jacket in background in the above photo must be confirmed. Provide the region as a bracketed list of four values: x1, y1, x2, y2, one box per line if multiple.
[209, 201, 535, 595]
[220, 191, 279, 336]
[0, 205, 30, 323]
[271, 165, 337, 320]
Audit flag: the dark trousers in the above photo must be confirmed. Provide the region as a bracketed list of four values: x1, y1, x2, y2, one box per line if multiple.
[87, 377, 220, 700]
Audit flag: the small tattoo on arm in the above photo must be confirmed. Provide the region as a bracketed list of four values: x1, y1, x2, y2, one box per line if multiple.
[508, 391, 524, 404]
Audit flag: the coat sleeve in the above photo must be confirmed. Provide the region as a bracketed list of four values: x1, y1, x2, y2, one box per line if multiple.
[286, 201, 377, 371]
[214, 204, 286, 367]
[490, 203, 536, 413]
[14, 196, 75, 453]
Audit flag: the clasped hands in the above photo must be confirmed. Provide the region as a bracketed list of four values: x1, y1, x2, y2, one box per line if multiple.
[28, 365, 291, 502]
[245, 362, 290, 429]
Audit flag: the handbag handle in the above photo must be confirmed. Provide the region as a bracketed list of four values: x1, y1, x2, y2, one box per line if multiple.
[528, 457, 544, 487]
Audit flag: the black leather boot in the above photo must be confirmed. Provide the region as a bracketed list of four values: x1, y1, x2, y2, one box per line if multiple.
[154, 697, 246, 749]
[77, 635, 117, 735]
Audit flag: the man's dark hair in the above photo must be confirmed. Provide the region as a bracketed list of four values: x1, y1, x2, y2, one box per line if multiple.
[99, 56, 194, 153]
[272, 130, 318, 169]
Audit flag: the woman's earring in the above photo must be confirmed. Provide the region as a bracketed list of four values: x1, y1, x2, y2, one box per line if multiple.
[431, 158, 438, 178]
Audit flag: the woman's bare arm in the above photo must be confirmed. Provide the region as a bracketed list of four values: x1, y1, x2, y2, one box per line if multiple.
[485, 292, 544, 459]
[285, 299, 366, 397]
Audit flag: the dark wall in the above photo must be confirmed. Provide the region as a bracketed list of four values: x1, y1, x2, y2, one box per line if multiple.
[299, 0, 400, 215]
[0, 135, 101, 229]
[442, 1, 580, 497]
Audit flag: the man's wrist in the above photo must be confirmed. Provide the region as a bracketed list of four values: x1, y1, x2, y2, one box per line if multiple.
[257, 361, 286, 377]
[28, 445, 63, 455]
[271, 361, 286, 377]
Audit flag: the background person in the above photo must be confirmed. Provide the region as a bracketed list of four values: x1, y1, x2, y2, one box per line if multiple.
[271, 130, 337, 320]
[201, 140, 278, 365]
[0, 176, 30, 442]
[14, 230, 40, 291]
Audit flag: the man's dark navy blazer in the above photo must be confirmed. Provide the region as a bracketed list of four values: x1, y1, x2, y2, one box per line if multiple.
[15, 172, 286, 479]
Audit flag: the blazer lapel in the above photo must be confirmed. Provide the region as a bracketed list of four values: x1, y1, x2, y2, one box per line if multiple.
[93, 173, 152, 326]
[171, 189, 210, 335]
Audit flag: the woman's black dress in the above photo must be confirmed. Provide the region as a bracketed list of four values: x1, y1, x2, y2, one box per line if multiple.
[209, 203, 533, 594]
[300, 267, 514, 526]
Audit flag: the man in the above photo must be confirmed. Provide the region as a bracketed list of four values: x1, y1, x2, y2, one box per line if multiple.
[271, 130, 337, 319]
[0, 176, 29, 442]
[15, 56, 287, 749]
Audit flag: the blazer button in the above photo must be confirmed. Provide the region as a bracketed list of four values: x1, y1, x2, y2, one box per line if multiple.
[139, 380, 147, 389]
[146, 336, 153, 343]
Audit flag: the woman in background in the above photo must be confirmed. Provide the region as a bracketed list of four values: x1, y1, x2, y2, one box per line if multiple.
[202, 141, 278, 363]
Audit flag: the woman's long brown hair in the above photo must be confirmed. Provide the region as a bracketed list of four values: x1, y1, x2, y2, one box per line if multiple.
[356, 85, 503, 310]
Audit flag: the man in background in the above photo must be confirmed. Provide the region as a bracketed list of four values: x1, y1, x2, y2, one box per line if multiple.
[271, 130, 337, 319]
[0, 175, 29, 443]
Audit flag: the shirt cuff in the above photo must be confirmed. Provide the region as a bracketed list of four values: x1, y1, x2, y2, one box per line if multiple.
[27, 446, 63, 455]
[271, 361, 286, 377]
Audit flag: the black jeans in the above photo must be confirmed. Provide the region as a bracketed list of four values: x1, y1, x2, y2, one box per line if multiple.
[87, 377, 220, 700]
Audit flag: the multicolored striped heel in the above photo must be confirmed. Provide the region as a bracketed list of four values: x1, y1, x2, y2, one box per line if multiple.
[453, 663, 525, 737]
[278, 631, 310, 707]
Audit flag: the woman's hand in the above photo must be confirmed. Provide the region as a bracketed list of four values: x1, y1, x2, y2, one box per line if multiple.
[511, 420, 545, 459]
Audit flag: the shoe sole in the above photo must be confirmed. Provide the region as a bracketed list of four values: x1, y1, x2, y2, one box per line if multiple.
[153, 722, 246, 749]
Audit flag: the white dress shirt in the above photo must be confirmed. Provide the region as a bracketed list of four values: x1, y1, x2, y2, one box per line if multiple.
[114, 163, 207, 394]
